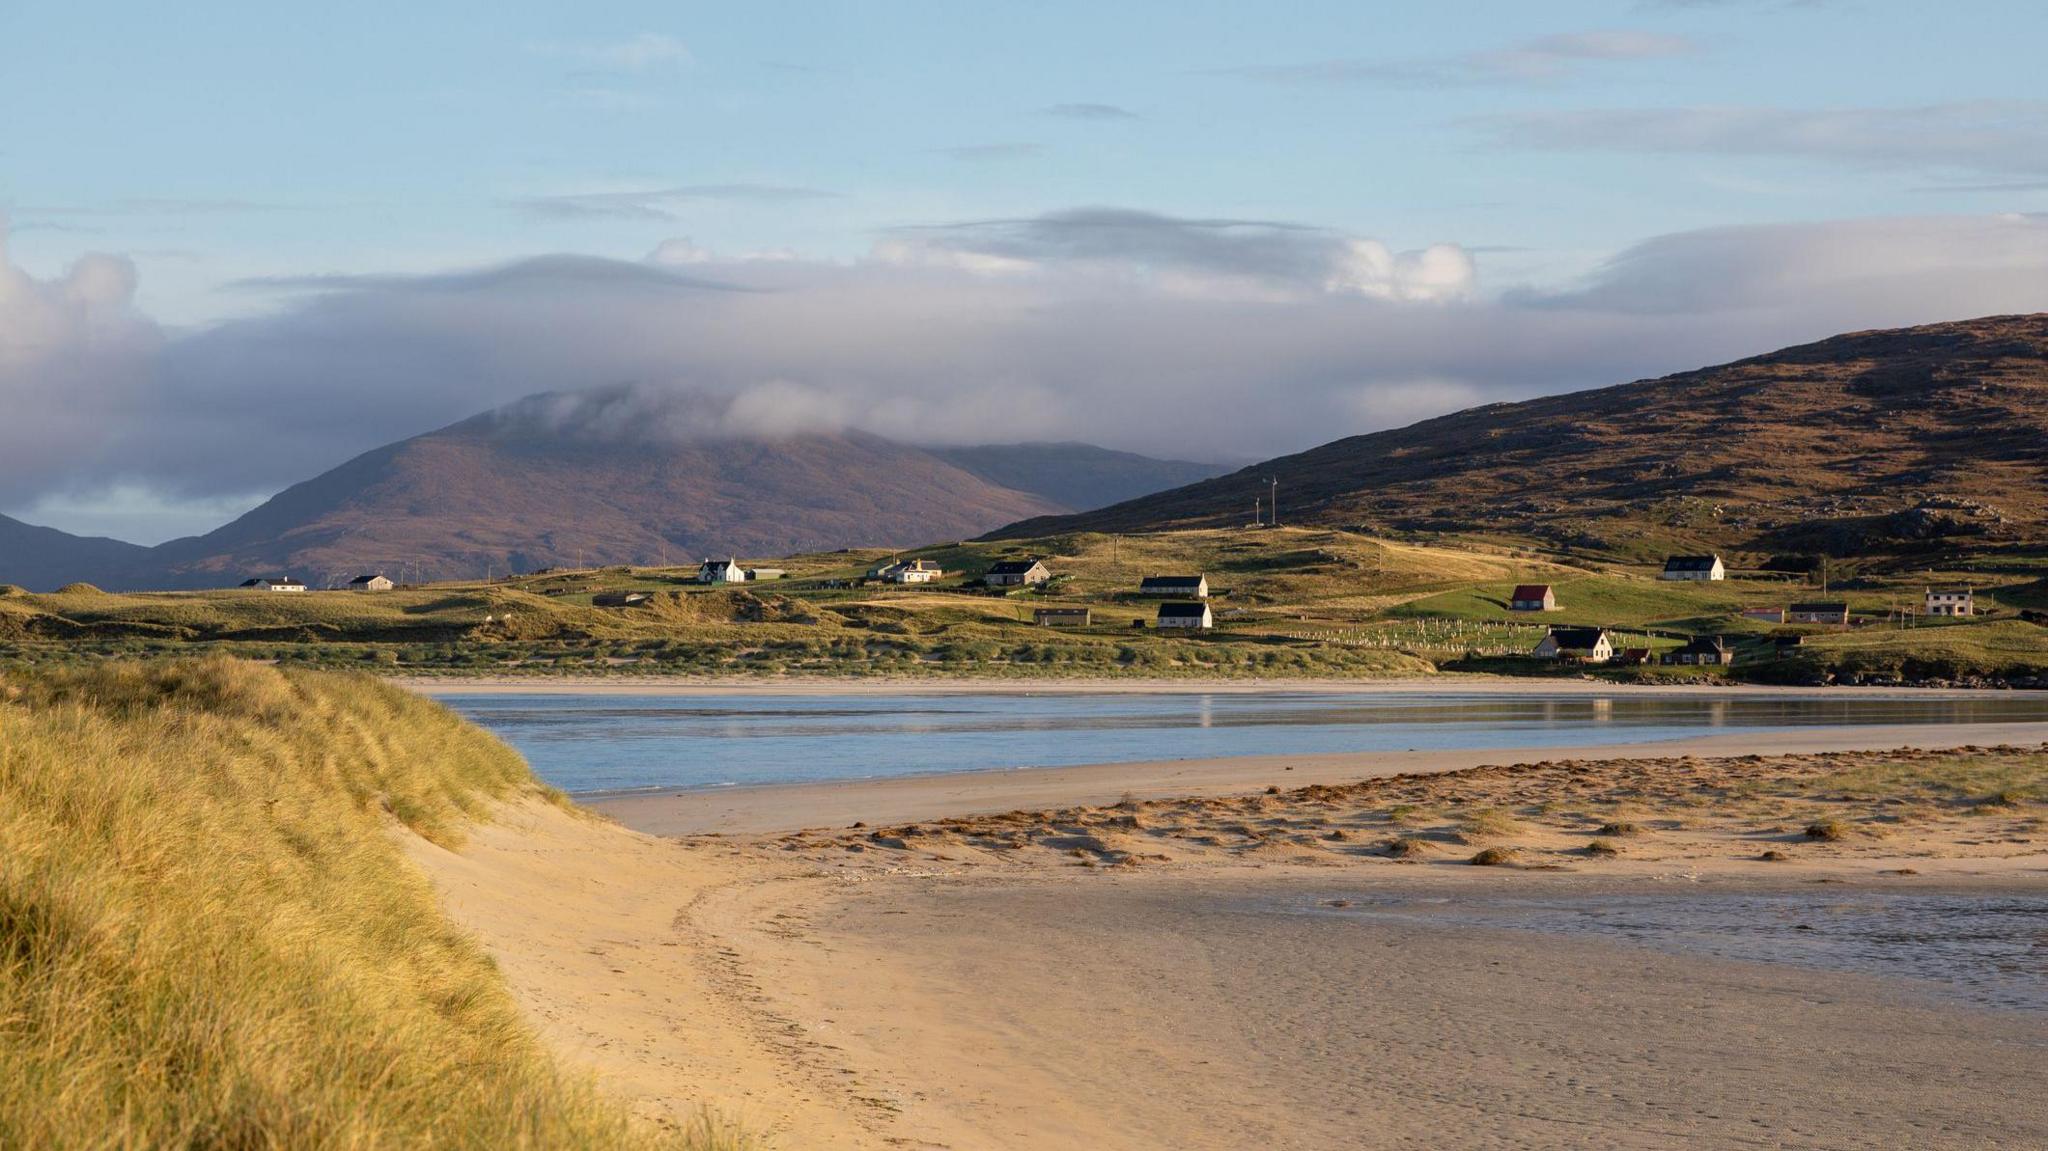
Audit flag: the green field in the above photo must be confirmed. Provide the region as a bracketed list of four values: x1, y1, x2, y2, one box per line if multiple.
[2, 527, 2043, 684]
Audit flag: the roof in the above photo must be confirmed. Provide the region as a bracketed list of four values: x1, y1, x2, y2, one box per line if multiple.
[1157, 602, 1211, 618]
[1928, 587, 1974, 596]
[1662, 555, 1722, 571]
[1140, 575, 1205, 587]
[347, 574, 388, 584]
[700, 557, 741, 567]
[1546, 626, 1609, 648]
[1035, 607, 1089, 617]
[1510, 584, 1553, 600]
[1676, 635, 1728, 654]
[987, 559, 1045, 575]
[1790, 602, 1848, 614]
[240, 577, 301, 586]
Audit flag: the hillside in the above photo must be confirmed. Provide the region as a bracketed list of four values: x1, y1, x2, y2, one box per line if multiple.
[0, 514, 152, 591]
[993, 315, 2048, 564]
[0, 389, 1221, 591]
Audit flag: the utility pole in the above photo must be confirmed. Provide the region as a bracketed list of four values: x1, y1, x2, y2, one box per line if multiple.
[1253, 497, 1262, 527]
[1268, 477, 1280, 528]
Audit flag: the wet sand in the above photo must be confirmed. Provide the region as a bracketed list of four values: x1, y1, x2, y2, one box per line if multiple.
[589, 721, 2048, 836]
[408, 743, 2048, 1149]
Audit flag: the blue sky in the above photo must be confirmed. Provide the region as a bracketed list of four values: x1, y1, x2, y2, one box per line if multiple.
[4, 1, 2048, 540]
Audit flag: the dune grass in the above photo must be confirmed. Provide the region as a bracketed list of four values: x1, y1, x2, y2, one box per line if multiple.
[0, 658, 720, 1150]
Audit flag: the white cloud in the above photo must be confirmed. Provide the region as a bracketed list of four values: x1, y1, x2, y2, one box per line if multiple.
[530, 32, 692, 72]
[1224, 29, 1693, 87]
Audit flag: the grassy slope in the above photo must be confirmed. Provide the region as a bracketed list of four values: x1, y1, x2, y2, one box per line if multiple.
[1, 528, 2043, 682]
[0, 659, 731, 1149]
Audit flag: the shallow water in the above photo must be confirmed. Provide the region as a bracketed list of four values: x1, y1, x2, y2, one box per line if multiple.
[1291, 888, 2048, 1012]
[433, 689, 2048, 795]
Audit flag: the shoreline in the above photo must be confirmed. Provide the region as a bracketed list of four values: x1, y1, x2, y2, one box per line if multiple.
[587, 721, 2048, 836]
[397, 673, 2043, 698]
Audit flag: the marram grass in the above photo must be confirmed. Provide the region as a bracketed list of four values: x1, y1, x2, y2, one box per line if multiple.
[0, 658, 741, 1150]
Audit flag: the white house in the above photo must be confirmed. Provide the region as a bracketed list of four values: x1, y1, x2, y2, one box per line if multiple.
[1533, 626, 1613, 663]
[1156, 601, 1213, 630]
[346, 574, 394, 593]
[1139, 574, 1209, 598]
[698, 557, 747, 584]
[239, 577, 307, 593]
[878, 559, 943, 584]
[1925, 588, 1974, 617]
[1660, 555, 1725, 581]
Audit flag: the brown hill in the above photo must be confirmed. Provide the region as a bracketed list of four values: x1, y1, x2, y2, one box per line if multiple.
[992, 315, 2048, 564]
[0, 388, 1221, 590]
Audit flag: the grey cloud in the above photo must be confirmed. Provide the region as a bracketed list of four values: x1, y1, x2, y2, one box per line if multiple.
[510, 183, 838, 221]
[6, 212, 2048, 535]
[1042, 103, 1140, 120]
[1476, 100, 2048, 176]
[18, 197, 296, 217]
[1224, 30, 1693, 87]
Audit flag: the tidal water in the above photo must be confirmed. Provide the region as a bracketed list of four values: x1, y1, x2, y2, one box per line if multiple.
[1293, 888, 2048, 1012]
[431, 689, 2048, 796]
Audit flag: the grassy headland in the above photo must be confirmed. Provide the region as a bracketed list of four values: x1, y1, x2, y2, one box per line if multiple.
[0, 659, 734, 1149]
[2, 526, 2043, 685]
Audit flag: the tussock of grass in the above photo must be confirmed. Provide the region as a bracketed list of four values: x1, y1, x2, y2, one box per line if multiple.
[1382, 836, 1433, 859]
[1595, 820, 1643, 837]
[1805, 817, 1852, 841]
[0, 658, 712, 1149]
[1583, 838, 1621, 857]
[1457, 807, 1524, 843]
[1468, 846, 1520, 866]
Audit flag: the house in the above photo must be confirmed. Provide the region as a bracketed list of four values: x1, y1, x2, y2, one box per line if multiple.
[1508, 584, 1558, 612]
[1788, 602, 1850, 625]
[744, 567, 787, 581]
[592, 591, 651, 608]
[985, 559, 1051, 588]
[698, 557, 746, 584]
[346, 574, 394, 593]
[1660, 554, 1726, 581]
[1774, 633, 1806, 657]
[1139, 574, 1209, 599]
[1662, 635, 1734, 666]
[1613, 647, 1651, 666]
[239, 577, 307, 593]
[1925, 588, 1974, 617]
[879, 559, 944, 584]
[1742, 607, 1785, 623]
[1034, 608, 1092, 628]
[1156, 602, 1213, 630]
[1533, 626, 1613, 663]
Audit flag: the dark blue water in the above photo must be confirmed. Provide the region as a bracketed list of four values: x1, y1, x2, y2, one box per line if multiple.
[1293, 889, 2048, 1011]
[431, 690, 2048, 795]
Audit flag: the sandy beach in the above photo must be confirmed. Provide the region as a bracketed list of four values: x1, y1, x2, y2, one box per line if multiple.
[408, 739, 2048, 1149]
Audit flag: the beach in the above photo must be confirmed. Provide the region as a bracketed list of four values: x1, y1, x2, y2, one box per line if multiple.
[408, 738, 2048, 1148]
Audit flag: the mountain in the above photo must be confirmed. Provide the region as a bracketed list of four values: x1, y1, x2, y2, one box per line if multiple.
[991, 315, 2048, 562]
[0, 388, 1228, 590]
[929, 443, 1230, 511]
[0, 515, 152, 591]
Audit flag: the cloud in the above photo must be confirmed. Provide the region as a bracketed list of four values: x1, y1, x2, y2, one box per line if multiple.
[5, 210, 2048, 537]
[1042, 103, 1140, 121]
[509, 183, 839, 221]
[529, 32, 692, 72]
[1476, 100, 2048, 176]
[1224, 30, 1693, 87]
[876, 208, 1476, 302]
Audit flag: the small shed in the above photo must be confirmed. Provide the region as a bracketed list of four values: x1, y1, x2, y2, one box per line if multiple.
[1034, 607, 1091, 628]
[1509, 584, 1558, 612]
[1742, 607, 1785, 623]
[1155, 602, 1214, 630]
[347, 574, 394, 593]
[985, 559, 1052, 587]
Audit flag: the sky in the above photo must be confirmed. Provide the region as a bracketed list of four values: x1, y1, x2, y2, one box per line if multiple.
[4, 1, 2048, 543]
